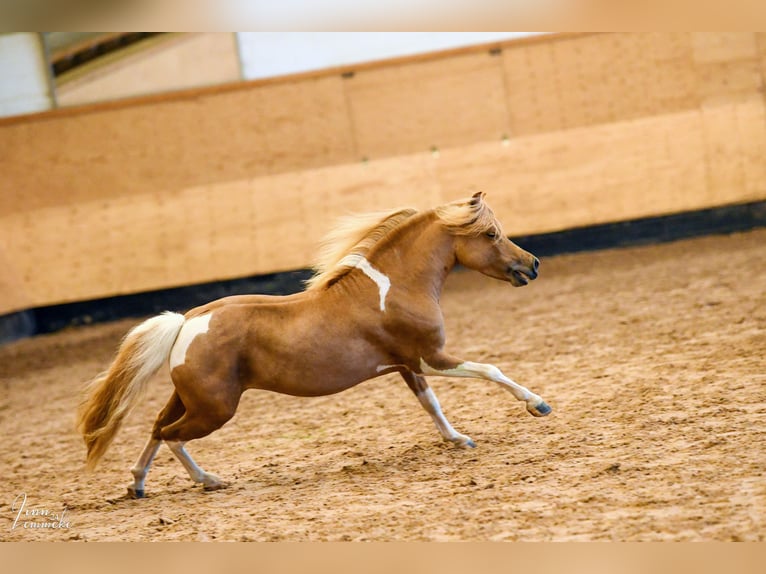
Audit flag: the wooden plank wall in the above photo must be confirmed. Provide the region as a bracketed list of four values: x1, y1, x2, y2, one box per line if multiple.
[1, 33, 765, 315]
[55, 34, 242, 108]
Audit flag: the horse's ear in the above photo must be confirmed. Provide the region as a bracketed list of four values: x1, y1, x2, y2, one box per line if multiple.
[470, 191, 486, 206]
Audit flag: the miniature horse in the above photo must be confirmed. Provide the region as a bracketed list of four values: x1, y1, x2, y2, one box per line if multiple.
[77, 192, 550, 497]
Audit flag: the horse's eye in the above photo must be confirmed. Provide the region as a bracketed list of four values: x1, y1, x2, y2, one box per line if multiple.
[485, 231, 497, 239]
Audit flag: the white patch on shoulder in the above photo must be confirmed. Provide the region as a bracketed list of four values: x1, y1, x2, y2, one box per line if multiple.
[376, 364, 398, 373]
[339, 254, 391, 311]
[169, 313, 212, 369]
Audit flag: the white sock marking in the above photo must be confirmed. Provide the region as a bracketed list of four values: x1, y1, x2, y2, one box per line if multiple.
[130, 437, 161, 492]
[339, 254, 391, 311]
[169, 313, 212, 369]
[419, 358, 538, 404]
[166, 441, 206, 482]
[418, 388, 455, 437]
[416, 388, 474, 446]
[166, 440, 221, 487]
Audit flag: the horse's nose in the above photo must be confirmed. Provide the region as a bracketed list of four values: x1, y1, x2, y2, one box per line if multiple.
[528, 257, 539, 279]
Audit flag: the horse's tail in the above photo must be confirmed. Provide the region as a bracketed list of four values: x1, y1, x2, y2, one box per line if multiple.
[76, 311, 186, 470]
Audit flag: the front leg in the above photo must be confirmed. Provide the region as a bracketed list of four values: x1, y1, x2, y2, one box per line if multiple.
[419, 352, 552, 417]
[400, 370, 476, 448]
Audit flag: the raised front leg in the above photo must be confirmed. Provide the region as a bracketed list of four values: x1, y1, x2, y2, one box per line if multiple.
[400, 370, 475, 448]
[419, 352, 551, 417]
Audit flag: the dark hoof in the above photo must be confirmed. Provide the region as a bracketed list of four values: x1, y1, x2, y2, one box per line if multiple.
[528, 401, 552, 417]
[127, 487, 145, 499]
[203, 482, 229, 492]
[449, 436, 476, 448]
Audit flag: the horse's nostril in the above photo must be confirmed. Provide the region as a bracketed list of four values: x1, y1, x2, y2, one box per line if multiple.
[533, 257, 540, 271]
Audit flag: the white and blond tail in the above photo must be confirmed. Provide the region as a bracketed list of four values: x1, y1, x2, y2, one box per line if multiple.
[76, 312, 186, 469]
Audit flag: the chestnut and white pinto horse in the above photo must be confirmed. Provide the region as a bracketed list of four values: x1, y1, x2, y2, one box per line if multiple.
[77, 192, 550, 498]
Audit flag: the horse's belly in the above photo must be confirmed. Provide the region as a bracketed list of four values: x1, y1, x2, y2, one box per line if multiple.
[250, 374, 369, 397]
[243, 338, 387, 397]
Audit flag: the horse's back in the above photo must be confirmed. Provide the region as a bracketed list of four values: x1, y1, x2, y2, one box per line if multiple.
[185, 291, 310, 319]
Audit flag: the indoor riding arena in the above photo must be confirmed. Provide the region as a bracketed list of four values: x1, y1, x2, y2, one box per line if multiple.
[1, 33, 765, 542]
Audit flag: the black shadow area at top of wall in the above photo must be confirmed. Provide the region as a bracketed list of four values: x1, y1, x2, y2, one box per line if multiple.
[1, 200, 765, 344]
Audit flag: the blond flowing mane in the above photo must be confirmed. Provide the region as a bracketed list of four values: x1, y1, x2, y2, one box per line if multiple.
[305, 192, 501, 290]
[305, 208, 419, 290]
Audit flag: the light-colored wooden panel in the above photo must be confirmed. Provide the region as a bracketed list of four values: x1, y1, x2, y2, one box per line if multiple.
[345, 50, 510, 158]
[758, 34, 766, 122]
[501, 40, 565, 135]
[0, 218, 33, 315]
[436, 110, 715, 236]
[56, 34, 242, 107]
[691, 33, 758, 63]
[2, 189, 218, 305]
[0, 74, 355, 217]
[503, 33, 698, 135]
[692, 33, 762, 106]
[702, 95, 766, 203]
[759, 34, 766, 83]
[10, 198, 187, 307]
[250, 77, 356, 173]
[695, 60, 763, 105]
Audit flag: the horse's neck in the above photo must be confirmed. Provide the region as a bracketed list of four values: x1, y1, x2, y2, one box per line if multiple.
[371, 214, 456, 300]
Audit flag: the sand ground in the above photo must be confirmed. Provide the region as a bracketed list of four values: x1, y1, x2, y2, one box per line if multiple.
[1, 229, 764, 541]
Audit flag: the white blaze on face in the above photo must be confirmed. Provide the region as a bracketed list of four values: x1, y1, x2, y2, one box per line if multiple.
[169, 313, 212, 369]
[339, 254, 391, 311]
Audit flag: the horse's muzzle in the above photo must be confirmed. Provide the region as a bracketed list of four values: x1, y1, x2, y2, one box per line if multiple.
[509, 258, 539, 286]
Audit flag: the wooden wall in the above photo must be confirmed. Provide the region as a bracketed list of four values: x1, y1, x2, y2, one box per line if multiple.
[1, 33, 765, 315]
[55, 33, 242, 107]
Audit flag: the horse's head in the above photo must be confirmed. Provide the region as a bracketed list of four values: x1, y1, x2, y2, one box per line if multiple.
[442, 192, 539, 287]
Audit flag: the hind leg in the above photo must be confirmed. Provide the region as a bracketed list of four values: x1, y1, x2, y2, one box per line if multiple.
[401, 370, 475, 448]
[164, 440, 227, 491]
[127, 438, 161, 498]
[128, 391, 185, 498]
[158, 390, 240, 491]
